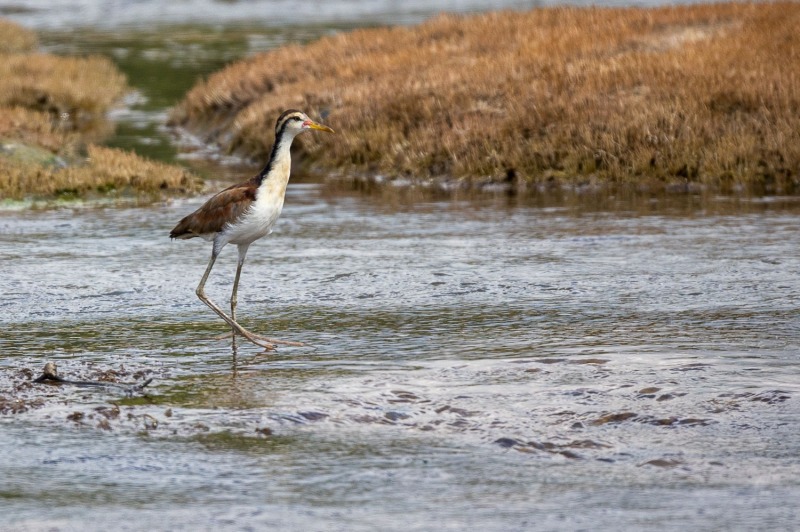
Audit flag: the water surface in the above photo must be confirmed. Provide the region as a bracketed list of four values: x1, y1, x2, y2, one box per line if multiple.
[1, 190, 799, 530]
[0, 1, 799, 530]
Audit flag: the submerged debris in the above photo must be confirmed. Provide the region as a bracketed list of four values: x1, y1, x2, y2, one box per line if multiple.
[33, 361, 153, 397]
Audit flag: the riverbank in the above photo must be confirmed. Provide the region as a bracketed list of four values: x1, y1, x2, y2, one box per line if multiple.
[171, 3, 800, 193]
[0, 18, 200, 204]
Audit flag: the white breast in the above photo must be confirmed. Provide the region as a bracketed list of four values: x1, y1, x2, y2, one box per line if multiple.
[224, 212, 279, 246]
[222, 135, 293, 247]
[225, 194, 285, 246]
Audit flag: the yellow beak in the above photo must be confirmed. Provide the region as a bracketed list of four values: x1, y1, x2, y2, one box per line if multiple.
[306, 120, 335, 134]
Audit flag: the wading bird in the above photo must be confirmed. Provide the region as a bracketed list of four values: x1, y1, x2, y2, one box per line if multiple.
[170, 109, 334, 349]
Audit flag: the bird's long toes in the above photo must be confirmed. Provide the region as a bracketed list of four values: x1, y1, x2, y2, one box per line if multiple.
[250, 334, 305, 347]
[272, 339, 306, 347]
[257, 341, 277, 351]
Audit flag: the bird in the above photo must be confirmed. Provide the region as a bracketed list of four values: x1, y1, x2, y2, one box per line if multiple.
[170, 109, 334, 350]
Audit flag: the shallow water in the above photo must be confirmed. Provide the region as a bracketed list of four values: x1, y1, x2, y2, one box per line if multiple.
[1, 0, 800, 529]
[3, 0, 705, 31]
[1, 189, 799, 530]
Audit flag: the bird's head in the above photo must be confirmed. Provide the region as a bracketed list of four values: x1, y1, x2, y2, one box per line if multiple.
[275, 109, 335, 138]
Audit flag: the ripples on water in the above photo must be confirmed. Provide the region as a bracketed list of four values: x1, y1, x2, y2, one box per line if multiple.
[1, 0, 799, 528]
[3, 0, 598, 29]
[1, 187, 799, 529]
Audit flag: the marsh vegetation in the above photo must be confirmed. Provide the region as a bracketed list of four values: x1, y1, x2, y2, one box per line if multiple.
[1, 2, 799, 529]
[172, 3, 800, 193]
[0, 19, 200, 203]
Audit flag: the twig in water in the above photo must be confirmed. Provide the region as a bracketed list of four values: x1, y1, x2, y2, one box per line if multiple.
[33, 362, 153, 397]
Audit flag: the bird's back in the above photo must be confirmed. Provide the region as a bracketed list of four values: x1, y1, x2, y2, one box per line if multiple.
[169, 178, 258, 240]
[171, 109, 332, 244]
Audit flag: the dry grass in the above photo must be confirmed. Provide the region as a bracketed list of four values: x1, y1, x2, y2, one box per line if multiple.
[0, 19, 37, 54]
[171, 2, 800, 192]
[0, 144, 201, 200]
[0, 106, 78, 153]
[0, 52, 127, 130]
[0, 17, 201, 202]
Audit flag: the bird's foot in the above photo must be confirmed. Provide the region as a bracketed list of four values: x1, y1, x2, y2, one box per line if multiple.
[249, 333, 305, 347]
[214, 331, 304, 348]
[250, 338, 278, 351]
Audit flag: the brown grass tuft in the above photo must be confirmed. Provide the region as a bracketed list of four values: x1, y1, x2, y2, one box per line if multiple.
[0, 106, 78, 153]
[0, 17, 201, 203]
[0, 18, 38, 54]
[0, 144, 202, 200]
[171, 3, 800, 192]
[0, 52, 127, 130]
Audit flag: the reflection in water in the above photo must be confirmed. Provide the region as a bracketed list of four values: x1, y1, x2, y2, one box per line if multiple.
[1, 187, 799, 529]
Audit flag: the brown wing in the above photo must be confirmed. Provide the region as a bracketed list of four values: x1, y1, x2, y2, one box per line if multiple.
[170, 179, 257, 239]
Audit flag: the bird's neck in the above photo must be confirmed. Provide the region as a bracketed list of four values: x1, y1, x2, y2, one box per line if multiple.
[253, 130, 298, 205]
[256, 130, 297, 187]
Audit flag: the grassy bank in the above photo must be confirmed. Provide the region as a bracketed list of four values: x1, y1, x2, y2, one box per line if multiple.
[0, 19, 200, 203]
[171, 3, 800, 193]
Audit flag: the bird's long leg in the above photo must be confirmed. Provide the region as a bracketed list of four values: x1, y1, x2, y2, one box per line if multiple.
[230, 245, 247, 333]
[196, 247, 276, 350]
[226, 243, 305, 347]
